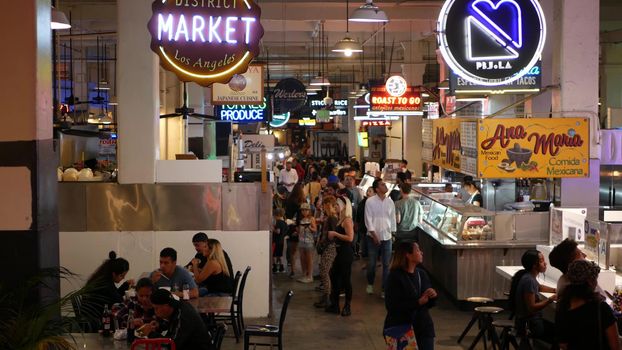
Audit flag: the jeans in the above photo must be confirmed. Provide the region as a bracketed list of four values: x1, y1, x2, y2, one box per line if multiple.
[416, 336, 434, 350]
[366, 236, 392, 290]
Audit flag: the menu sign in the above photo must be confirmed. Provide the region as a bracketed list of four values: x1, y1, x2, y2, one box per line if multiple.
[477, 118, 589, 178]
[369, 85, 421, 112]
[432, 118, 461, 172]
[211, 65, 264, 105]
[147, 0, 264, 87]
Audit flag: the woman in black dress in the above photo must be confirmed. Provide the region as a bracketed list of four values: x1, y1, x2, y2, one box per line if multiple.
[384, 241, 438, 350]
[325, 196, 355, 316]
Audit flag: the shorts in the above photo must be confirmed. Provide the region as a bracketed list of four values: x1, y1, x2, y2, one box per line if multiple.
[273, 240, 284, 257]
[298, 241, 314, 251]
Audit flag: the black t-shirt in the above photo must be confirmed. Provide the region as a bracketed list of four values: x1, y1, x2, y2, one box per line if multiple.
[556, 300, 616, 350]
[187, 250, 234, 277]
[273, 219, 288, 243]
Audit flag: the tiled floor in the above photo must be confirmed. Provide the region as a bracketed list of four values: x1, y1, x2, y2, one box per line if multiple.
[221, 259, 512, 350]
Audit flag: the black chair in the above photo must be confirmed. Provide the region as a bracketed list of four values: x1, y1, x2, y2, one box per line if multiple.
[236, 266, 252, 333]
[213, 270, 242, 342]
[492, 319, 519, 350]
[71, 294, 94, 333]
[208, 323, 227, 350]
[244, 290, 293, 350]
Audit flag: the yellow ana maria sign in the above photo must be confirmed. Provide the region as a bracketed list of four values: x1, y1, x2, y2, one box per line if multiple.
[477, 118, 589, 178]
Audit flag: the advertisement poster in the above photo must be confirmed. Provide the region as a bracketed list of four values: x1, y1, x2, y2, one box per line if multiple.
[211, 65, 264, 105]
[477, 118, 589, 178]
[431, 118, 462, 172]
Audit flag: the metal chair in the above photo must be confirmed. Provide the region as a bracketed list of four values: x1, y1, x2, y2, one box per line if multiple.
[244, 290, 293, 350]
[131, 338, 176, 350]
[236, 266, 252, 333]
[213, 270, 242, 342]
[468, 306, 504, 350]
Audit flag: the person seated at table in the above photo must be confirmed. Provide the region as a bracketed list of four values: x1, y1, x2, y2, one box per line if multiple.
[83, 251, 134, 325]
[555, 260, 620, 350]
[139, 289, 210, 350]
[549, 238, 587, 294]
[191, 239, 233, 296]
[131, 278, 156, 327]
[185, 232, 234, 279]
[509, 249, 557, 346]
[151, 247, 198, 299]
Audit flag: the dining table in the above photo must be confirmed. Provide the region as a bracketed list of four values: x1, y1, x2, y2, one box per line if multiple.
[188, 295, 232, 324]
[66, 333, 131, 349]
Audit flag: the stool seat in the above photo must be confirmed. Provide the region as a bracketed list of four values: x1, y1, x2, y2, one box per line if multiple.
[492, 319, 514, 328]
[475, 306, 504, 314]
[467, 296, 494, 304]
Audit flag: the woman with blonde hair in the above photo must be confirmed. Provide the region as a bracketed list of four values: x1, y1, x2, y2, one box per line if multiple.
[325, 196, 355, 316]
[192, 239, 233, 296]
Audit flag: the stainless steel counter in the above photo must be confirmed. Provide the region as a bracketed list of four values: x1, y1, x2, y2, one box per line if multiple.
[58, 182, 272, 232]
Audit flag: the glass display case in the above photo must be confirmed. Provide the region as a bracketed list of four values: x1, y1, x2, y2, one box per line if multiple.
[419, 191, 495, 241]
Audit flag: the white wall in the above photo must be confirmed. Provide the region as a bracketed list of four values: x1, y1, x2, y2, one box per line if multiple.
[60, 230, 270, 317]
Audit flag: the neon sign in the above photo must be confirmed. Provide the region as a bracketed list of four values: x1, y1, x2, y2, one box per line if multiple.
[369, 85, 422, 112]
[269, 112, 290, 128]
[217, 97, 267, 123]
[147, 0, 264, 86]
[437, 0, 545, 86]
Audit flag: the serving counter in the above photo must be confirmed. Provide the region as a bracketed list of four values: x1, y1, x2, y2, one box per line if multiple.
[414, 190, 549, 300]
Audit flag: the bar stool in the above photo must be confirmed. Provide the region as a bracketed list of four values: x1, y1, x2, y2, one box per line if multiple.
[492, 319, 518, 350]
[457, 297, 495, 345]
[468, 306, 504, 350]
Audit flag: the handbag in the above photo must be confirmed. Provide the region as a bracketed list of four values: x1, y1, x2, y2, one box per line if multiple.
[383, 323, 418, 350]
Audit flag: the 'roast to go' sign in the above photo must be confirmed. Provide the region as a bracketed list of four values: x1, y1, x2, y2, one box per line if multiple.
[477, 118, 589, 178]
[147, 0, 264, 86]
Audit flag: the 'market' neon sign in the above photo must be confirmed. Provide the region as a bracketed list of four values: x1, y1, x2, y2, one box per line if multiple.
[148, 0, 264, 86]
[437, 0, 545, 86]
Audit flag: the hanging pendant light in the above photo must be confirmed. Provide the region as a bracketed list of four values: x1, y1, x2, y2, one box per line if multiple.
[333, 0, 363, 57]
[51, 6, 71, 30]
[311, 22, 331, 86]
[349, 0, 388, 23]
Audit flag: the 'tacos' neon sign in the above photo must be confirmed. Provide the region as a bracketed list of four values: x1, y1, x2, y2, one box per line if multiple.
[147, 0, 264, 86]
[437, 0, 545, 86]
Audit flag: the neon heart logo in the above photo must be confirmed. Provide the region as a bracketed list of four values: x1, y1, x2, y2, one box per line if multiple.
[466, 0, 522, 61]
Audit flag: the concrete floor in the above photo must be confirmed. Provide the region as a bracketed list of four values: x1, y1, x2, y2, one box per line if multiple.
[220, 259, 512, 350]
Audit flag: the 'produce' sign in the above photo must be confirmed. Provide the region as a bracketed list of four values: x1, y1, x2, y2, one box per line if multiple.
[147, 0, 264, 86]
[477, 118, 589, 178]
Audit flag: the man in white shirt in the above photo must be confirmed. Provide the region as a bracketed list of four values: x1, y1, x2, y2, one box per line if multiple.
[364, 178, 396, 297]
[279, 161, 299, 192]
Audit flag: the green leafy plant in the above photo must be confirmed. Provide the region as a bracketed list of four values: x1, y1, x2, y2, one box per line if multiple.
[0, 267, 102, 350]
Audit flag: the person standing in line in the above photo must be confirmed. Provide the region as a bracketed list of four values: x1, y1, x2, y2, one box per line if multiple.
[325, 196, 355, 316]
[284, 184, 305, 277]
[296, 203, 317, 283]
[279, 160, 299, 193]
[395, 183, 423, 244]
[364, 178, 396, 298]
[555, 260, 620, 350]
[384, 241, 437, 350]
[314, 195, 339, 309]
[272, 208, 288, 274]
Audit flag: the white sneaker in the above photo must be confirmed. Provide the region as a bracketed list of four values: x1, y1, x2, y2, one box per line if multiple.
[366, 285, 374, 294]
[381, 292, 385, 299]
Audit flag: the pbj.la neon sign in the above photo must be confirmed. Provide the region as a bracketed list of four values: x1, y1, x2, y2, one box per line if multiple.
[148, 0, 264, 86]
[437, 0, 545, 86]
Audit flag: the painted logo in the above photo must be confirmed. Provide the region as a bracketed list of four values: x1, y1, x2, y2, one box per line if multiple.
[438, 0, 545, 86]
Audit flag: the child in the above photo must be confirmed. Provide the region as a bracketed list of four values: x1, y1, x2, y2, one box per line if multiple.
[272, 208, 288, 274]
[297, 203, 317, 283]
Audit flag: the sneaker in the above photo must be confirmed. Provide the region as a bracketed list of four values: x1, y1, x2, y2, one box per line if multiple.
[341, 304, 351, 317]
[380, 292, 385, 299]
[278, 264, 285, 273]
[297, 277, 313, 283]
[366, 285, 374, 295]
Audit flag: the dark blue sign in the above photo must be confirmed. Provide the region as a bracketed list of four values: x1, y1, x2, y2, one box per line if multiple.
[438, 0, 546, 86]
[272, 78, 307, 115]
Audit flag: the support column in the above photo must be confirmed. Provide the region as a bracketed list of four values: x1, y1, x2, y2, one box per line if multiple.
[551, 0, 600, 207]
[401, 41, 426, 177]
[0, 0, 58, 287]
[118, 0, 159, 183]
[525, 0, 554, 116]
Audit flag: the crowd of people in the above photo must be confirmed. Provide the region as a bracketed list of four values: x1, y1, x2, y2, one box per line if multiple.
[82, 232, 235, 350]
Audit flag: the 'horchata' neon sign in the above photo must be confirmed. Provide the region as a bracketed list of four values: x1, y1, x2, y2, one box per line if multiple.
[148, 0, 264, 87]
[437, 0, 545, 86]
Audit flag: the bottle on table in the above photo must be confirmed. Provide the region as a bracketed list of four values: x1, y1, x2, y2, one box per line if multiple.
[182, 283, 190, 300]
[101, 304, 112, 337]
[126, 309, 135, 344]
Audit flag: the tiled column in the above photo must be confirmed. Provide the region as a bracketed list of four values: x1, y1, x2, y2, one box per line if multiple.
[401, 41, 426, 177]
[551, 0, 600, 207]
[0, 0, 58, 287]
[117, 0, 159, 183]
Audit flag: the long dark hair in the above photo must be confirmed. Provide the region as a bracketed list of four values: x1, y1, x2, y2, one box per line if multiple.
[286, 183, 305, 205]
[508, 249, 540, 312]
[87, 251, 129, 285]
